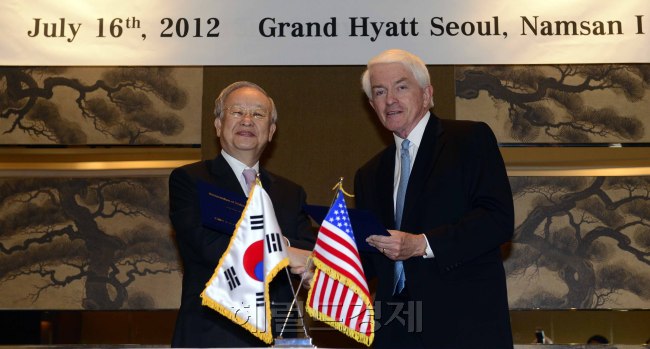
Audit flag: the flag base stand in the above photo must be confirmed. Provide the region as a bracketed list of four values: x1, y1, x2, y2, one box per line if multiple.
[273, 337, 315, 348]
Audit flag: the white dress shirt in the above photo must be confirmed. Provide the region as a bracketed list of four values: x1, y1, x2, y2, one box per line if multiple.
[220, 150, 259, 197]
[392, 113, 434, 258]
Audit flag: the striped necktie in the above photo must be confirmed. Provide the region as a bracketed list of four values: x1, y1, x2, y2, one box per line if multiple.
[393, 139, 410, 295]
[242, 168, 257, 193]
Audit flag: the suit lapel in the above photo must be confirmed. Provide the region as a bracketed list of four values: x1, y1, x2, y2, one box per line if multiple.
[402, 115, 446, 229]
[377, 144, 398, 229]
[211, 155, 277, 197]
[258, 168, 275, 196]
[210, 155, 247, 197]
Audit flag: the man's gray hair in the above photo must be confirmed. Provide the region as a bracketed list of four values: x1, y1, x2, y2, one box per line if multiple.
[361, 49, 434, 108]
[214, 81, 278, 123]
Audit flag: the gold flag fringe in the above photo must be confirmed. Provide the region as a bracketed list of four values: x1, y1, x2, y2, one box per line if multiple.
[200, 183, 289, 344]
[305, 256, 375, 346]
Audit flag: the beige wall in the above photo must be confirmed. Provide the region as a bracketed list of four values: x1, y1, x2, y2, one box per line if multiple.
[200, 66, 650, 205]
[201, 65, 456, 205]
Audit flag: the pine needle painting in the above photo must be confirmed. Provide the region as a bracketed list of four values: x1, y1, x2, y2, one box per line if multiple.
[1, 67, 202, 145]
[455, 65, 650, 144]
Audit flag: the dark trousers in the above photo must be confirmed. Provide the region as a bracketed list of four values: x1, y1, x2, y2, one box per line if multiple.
[374, 288, 425, 349]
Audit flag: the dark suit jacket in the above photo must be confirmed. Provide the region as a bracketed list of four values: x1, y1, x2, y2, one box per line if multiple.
[169, 155, 316, 347]
[354, 115, 514, 349]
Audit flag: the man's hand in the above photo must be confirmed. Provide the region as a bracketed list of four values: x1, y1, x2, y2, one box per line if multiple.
[287, 246, 311, 274]
[366, 230, 427, 260]
[287, 246, 314, 289]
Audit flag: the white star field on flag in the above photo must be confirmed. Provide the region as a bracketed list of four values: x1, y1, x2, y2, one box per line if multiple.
[327, 200, 354, 240]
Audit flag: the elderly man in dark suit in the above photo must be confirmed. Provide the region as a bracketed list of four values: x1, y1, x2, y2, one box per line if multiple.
[355, 49, 514, 348]
[169, 81, 315, 347]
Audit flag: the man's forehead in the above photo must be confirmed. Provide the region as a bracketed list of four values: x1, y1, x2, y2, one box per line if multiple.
[369, 63, 412, 86]
[226, 88, 270, 106]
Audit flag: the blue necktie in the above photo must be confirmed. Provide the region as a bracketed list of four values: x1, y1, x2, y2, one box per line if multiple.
[394, 139, 410, 295]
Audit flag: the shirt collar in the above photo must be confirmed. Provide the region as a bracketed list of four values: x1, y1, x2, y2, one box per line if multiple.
[221, 150, 260, 175]
[393, 111, 430, 148]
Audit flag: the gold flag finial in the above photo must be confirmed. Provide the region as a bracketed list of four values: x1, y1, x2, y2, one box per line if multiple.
[331, 177, 354, 197]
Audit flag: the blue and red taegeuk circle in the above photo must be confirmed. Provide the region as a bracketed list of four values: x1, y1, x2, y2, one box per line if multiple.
[243, 239, 264, 282]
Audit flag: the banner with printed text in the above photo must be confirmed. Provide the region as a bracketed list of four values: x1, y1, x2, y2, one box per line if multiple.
[0, 0, 648, 65]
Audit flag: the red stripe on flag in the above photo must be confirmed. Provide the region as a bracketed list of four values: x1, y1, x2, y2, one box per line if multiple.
[334, 285, 349, 322]
[326, 278, 339, 318]
[314, 227, 367, 286]
[344, 292, 359, 328]
[318, 225, 361, 260]
[317, 234, 363, 275]
[356, 303, 368, 333]
[313, 247, 368, 294]
[309, 271, 321, 309]
[317, 271, 329, 311]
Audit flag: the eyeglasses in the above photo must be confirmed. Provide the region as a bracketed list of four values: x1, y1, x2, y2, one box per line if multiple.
[224, 105, 270, 120]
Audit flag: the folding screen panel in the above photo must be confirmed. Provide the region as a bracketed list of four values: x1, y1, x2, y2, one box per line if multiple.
[506, 176, 650, 309]
[1, 67, 202, 145]
[0, 175, 181, 309]
[455, 65, 650, 144]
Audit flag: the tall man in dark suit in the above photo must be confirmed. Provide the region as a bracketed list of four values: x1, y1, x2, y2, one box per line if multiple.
[169, 81, 315, 347]
[355, 49, 514, 348]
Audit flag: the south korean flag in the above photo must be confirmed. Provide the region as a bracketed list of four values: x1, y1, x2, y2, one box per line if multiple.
[201, 181, 289, 344]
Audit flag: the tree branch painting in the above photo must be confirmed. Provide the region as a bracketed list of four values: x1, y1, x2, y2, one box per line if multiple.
[456, 65, 650, 143]
[0, 67, 202, 145]
[3, 174, 648, 310]
[506, 176, 650, 309]
[0, 176, 181, 309]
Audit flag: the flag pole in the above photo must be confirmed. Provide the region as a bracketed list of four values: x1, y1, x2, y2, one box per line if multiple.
[275, 258, 315, 348]
[252, 175, 311, 345]
[276, 178, 354, 346]
[279, 177, 349, 336]
[331, 177, 354, 199]
[278, 256, 313, 339]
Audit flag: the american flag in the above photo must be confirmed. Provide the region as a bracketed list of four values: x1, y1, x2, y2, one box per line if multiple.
[306, 189, 374, 346]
